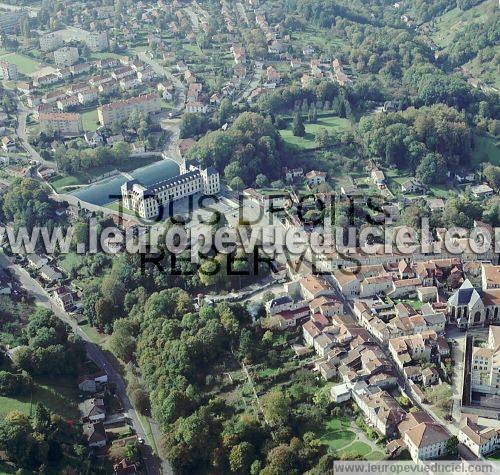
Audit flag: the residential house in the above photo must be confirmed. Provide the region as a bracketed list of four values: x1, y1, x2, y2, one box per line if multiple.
[305, 170, 326, 187]
[79, 397, 106, 422]
[303, 320, 322, 347]
[330, 383, 351, 403]
[401, 179, 422, 194]
[39, 264, 63, 283]
[314, 332, 335, 357]
[471, 184, 494, 199]
[185, 101, 208, 114]
[422, 367, 439, 386]
[78, 87, 98, 105]
[299, 275, 335, 300]
[53, 285, 74, 311]
[482, 264, 500, 291]
[84, 131, 104, 148]
[1, 136, 16, 153]
[316, 358, 337, 380]
[83, 422, 107, 448]
[78, 371, 108, 393]
[371, 169, 385, 186]
[39, 112, 83, 136]
[388, 331, 437, 369]
[27, 253, 49, 270]
[57, 96, 80, 111]
[266, 66, 281, 85]
[353, 385, 406, 436]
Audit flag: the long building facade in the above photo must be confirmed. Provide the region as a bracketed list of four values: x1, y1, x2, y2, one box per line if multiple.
[39, 112, 83, 136]
[121, 163, 220, 219]
[97, 93, 161, 126]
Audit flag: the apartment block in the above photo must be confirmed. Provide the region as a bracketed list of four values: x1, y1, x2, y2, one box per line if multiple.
[39, 112, 83, 136]
[97, 93, 161, 126]
[54, 47, 79, 67]
[0, 61, 18, 80]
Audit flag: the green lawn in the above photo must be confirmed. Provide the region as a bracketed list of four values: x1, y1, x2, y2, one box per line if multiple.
[49, 174, 86, 191]
[293, 26, 343, 51]
[81, 108, 99, 132]
[90, 52, 127, 60]
[0, 376, 79, 420]
[487, 450, 500, 460]
[280, 116, 352, 150]
[79, 323, 106, 345]
[320, 417, 355, 451]
[319, 416, 387, 460]
[472, 134, 500, 166]
[106, 200, 141, 219]
[394, 298, 424, 310]
[0, 52, 41, 75]
[338, 441, 372, 457]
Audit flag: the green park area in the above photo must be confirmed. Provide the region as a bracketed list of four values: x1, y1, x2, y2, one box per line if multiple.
[280, 115, 351, 150]
[0, 52, 41, 75]
[320, 417, 386, 460]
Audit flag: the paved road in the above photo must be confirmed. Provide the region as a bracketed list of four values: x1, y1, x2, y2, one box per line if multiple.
[0, 252, 166, 474]
[13, 95, 57, 169]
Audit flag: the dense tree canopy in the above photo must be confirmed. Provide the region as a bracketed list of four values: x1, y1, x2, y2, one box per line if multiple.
[187, 112, 285, 185]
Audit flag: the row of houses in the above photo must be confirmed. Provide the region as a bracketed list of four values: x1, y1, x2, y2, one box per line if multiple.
[355, 299, 447, 345]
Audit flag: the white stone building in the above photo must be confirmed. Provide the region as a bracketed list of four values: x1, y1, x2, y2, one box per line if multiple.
[121, 163, 220, 219]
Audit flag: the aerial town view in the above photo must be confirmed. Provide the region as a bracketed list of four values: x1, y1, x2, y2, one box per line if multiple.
[0, 0, 499, 474]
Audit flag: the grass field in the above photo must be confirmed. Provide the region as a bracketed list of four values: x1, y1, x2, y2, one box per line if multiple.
[472, 134, 500, 166]
[0, 376, 79, 420]
[90, 52, 127, 60]
[0, 52, 41, 75]
[81, 108, 99, 132]
[427, 2, 490, 48]
[280, 115, 351, 150]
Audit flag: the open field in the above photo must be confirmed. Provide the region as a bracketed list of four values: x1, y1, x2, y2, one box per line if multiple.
[0, 52, 41, 75]
[293, 26, 343, 51]
[427, 2, 490, 48]
[0, 376, 79, 420]
[472, 134, 500, 166]
[280, 115, 351, 150]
